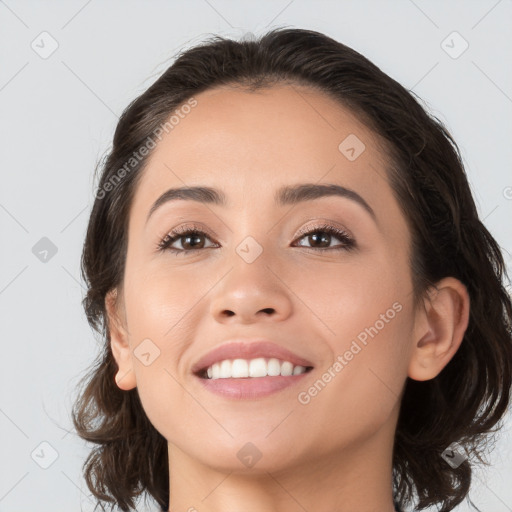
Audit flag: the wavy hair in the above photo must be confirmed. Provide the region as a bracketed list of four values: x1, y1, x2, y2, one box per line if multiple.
[72, 27, 512, 512]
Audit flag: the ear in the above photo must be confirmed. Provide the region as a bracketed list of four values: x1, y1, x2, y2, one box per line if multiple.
[105, 288, 137, 390]
[408, 277, 470, 381]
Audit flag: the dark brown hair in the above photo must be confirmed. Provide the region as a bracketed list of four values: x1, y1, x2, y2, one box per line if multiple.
[72, 27, 512, 512]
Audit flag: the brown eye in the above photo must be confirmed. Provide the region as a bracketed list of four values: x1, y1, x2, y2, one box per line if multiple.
[156, 223, 356, 255]
[294, 224, 355, 251]
[158, 229, 216, 253]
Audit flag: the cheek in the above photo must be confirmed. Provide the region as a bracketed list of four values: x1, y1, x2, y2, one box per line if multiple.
[290, 251, 401, 331]
[121, 267, 196, 397]
[122, 275, 194, 439]
[124, 261, 205, 336]
[327, 265, 412, 396]
[297, 301, 411, 446]
[299, 253, 411, 412]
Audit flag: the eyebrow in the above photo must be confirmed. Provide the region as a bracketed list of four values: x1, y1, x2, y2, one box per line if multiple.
[146, 183, 376, 224]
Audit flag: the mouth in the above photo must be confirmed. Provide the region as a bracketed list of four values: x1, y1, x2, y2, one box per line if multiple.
[190, 340, 315, 399]
[195, 357, 314, 380]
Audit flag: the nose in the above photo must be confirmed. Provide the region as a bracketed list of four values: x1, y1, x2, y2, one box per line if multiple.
[209, 254, 293, 325]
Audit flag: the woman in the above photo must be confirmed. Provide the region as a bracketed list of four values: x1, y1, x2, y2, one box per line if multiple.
[72, 27, 512, 512]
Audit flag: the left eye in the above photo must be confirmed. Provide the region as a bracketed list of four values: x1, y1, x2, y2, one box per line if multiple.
[157, 224, 356, 254]
[294, 225, 355, 251]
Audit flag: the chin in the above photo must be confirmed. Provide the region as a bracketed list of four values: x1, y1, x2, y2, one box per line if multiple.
[185, 437, 304, 474]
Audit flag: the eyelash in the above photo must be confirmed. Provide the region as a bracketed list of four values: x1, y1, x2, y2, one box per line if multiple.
[156, 222, 356, 255]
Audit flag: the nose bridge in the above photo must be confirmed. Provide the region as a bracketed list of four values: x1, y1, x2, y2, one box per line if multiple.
[226, 196, 276, 265]
[228, 203, 287, 276]
[230, 228, 280, 291]
[208, 224, 292, 323]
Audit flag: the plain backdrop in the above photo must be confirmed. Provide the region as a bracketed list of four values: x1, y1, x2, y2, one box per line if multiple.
[1, 1, 511, 511]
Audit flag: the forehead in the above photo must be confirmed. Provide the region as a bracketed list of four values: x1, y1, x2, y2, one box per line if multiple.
[130, 84, 396, 224]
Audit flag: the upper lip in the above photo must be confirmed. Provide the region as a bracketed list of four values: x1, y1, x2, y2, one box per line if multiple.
[191, 340, 315, 375]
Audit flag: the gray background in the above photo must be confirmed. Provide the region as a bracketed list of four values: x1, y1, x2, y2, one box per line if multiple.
[1, 0, 511, 510]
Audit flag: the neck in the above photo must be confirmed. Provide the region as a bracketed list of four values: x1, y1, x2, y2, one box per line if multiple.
[166, 408, 399, 512]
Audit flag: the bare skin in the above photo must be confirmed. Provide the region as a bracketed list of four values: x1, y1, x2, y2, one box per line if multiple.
[106, 84, 470, 512]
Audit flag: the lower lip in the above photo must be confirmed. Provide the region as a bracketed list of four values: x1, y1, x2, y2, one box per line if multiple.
[195, 372, 312, 400]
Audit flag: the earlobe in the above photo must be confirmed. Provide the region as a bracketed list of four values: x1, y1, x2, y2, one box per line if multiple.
[105, 289, 137, 391]
[408, 277, 470, 381]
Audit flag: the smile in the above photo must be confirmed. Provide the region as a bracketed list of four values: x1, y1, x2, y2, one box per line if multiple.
[201, 357, 313, 379]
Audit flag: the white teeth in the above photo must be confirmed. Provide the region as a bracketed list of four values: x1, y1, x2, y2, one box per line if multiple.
[249, 358, 267, 378]
[203, 357, 309, 379]
[231, 359, 249, 378]
[220, 359, 232, 378]
[280, 361, 294, 376]
[267, 358, 281, 376]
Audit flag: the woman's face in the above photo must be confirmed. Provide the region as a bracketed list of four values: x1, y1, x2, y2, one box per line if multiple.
[110, 84, 419, 474]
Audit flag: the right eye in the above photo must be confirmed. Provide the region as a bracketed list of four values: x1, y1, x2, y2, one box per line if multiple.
[157, 225, 218, 254]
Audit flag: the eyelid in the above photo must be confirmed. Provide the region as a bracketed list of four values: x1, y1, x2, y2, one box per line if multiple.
[157, 222, 219, 250]
[159, 218, 352, 241]
[293, 218, 354, 240]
